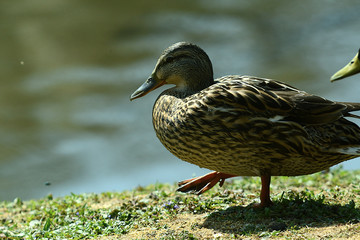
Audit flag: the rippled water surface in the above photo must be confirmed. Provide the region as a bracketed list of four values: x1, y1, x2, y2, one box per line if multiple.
[1, 0, 360, 200]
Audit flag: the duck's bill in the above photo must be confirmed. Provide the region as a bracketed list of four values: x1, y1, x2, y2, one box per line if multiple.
[330, 50, 360, 82]
[130, 77, 165, 101]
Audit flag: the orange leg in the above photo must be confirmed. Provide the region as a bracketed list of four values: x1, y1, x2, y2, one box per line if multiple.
[177, 171, 236, 195]
[253, 175, 273, 208]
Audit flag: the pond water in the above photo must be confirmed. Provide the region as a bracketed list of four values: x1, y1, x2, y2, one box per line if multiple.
[1, 0, 360, 201]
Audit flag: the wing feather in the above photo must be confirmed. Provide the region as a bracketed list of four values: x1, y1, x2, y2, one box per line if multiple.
[205, 75, 360, 125]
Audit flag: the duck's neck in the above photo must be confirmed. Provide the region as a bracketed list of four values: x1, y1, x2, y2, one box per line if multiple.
[181, 74, 215, 95]
[172, 78, 214, 98]
[178, 55, 215, 94]
[162, 86, 195, 99]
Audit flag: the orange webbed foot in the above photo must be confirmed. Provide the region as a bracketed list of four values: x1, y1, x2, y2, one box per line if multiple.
[177, 171, 236, 195]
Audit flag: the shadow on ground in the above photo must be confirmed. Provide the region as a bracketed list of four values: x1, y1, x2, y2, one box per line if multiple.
[202, 197, 360, 235]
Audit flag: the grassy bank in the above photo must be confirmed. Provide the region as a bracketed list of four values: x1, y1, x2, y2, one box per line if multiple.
[1, 167, 360, 239]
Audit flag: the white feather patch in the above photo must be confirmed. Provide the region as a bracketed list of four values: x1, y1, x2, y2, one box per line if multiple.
[268, 115, 284, 122]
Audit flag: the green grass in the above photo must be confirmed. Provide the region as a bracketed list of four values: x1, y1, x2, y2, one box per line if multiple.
[1, 167, 360, 239]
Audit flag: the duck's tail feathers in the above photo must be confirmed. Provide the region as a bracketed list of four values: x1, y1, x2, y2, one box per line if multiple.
[341, 102, 360, 118]
[332, 146, 360, 155]
[344, 113, 360, 119]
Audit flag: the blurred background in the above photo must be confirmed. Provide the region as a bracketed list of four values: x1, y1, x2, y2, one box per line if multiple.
[1, 0, 360, 201]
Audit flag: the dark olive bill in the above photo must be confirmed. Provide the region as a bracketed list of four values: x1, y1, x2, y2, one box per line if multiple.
[130, 77, 165, 101]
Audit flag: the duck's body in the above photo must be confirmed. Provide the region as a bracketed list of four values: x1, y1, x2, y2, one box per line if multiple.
[153, 75, 360, 177]
[131, 42, 360, 207]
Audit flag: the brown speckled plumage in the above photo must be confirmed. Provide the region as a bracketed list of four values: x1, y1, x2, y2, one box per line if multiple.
[131, 42, 360, 207]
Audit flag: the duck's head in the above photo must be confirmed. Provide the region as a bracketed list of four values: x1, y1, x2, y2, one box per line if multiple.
[330, 49, 360, 82]
[130, 42, 214, 100]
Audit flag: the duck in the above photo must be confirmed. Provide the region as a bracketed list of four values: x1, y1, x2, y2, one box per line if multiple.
[130, 42, 360, 207]
[331, 49, 360, 81]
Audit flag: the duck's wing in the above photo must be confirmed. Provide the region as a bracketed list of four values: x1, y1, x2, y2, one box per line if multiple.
[211, 75, 360, 125]
[276, 90, 360, 124]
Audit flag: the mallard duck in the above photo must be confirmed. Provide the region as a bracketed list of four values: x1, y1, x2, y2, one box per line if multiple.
[331, 49, 360, 81]
[130, 42, 360, 207]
